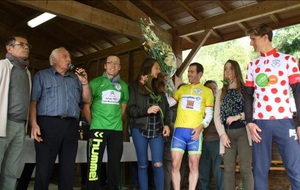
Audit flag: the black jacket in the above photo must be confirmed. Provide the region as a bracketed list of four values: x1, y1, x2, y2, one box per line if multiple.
[126, 81, 170, 130]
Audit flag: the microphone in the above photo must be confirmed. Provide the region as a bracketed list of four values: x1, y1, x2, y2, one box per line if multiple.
[69, 64, 84, 76]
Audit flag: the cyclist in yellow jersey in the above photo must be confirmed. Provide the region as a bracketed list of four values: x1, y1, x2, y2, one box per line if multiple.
[171, 63, 214, 190]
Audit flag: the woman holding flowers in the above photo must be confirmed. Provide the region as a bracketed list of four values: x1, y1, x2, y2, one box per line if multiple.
[214, 60, 254, 190]
[127, 57, 170, 190]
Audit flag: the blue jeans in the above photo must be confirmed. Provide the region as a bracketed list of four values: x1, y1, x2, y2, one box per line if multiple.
[198, 140, 224, 190]
[131, 128, 164, 190]
[253, 119, 300, 190]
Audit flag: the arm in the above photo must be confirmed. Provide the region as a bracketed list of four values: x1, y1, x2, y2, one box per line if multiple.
[167, 96, 177, 107]
[202, 88, 214, 128]
[214, 89, 231, 148]
[291, 82, 300, 143]
[122, 103, 127, 118]
[126, 83, 149, 118]
[226, 112, 245, 125]
[81, 84, 91, 103]
[243, 86, 254, 124]
[214, 89, 226, 136]
[162, 94, 170, 137]
[291, 82, 300, 126]
[192, 107, 213, 141]
[82, 102, 92, 124]
[243, 86, 262, 142]
[121, 83, 129, 118]
[75, 68, 91, 103]
[30, 100, 42, 142]
[202, 107, 213, 128]
[192, 89, 214, 140]
[162, 93, 170, 127]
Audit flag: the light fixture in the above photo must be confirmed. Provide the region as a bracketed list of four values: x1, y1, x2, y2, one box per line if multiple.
[27, 12, 57, 28]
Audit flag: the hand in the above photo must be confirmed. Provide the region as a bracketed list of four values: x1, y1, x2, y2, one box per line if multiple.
[31, 124, 43, 142]
[220, 133, 231, 148]
[247, 122, 262, 143]
[162, 125, 170, 137]
[147, 105, 160, 114]
[75, 68, 88, 83]
[226, 115, 239, 125]
[297, 127, 300, 144]
[191, 125, 204, 140]
[139, 75, 148, 84]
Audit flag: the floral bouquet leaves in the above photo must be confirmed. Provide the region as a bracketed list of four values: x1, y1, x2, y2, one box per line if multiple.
[221, 73, 234, 86]
[140, 74, 165, 126]
[220, 78, 233, 85]
[140, 17, 177, 95]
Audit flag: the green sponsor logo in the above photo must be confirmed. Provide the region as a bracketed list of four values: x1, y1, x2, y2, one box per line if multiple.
[255, 73, 269, 87]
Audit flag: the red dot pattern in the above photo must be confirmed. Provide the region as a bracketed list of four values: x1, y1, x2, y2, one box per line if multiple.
[246, 51, 299, 120]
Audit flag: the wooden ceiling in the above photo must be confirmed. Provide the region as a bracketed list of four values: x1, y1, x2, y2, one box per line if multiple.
[1, 0, 300, 71]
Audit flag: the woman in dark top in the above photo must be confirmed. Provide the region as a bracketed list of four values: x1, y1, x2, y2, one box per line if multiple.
[127, 57, 170, 190]
[214, 59, 253, 190]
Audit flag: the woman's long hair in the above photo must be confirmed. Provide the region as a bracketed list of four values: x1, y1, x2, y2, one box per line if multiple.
[137, 57, 166, 95]
[220, 59, 244, 100]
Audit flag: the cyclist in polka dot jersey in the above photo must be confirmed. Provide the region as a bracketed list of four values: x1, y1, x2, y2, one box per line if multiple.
[244, 23, 300, 190]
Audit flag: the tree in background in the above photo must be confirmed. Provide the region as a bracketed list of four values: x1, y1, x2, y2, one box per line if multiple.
[182, 37, 257, 88]
[273, 23, 300, 59]
[182, 23, 300, 88]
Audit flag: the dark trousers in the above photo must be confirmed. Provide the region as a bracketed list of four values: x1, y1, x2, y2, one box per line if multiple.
[198, 140, 224, 190]
[34, 116, 78, 190]
[86, 129, 123, 190]
[253, 119, 300, 190]
[17, 163, 36, 190]
[81, 163, 107, 187]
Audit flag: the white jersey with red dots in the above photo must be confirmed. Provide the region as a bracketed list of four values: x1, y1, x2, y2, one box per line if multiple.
[245, 49, 300, 120]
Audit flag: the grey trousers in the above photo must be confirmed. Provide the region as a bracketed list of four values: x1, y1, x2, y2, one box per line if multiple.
[0, 120, 25, 190]
[223, 127, 254, 190]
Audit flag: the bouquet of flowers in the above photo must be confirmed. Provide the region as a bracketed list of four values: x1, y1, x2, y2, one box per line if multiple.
[140, 17, 177, 95]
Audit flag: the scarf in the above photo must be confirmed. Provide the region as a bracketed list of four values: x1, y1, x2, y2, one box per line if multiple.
[6, 53, 29, 69]
[104, 72, 120, 87]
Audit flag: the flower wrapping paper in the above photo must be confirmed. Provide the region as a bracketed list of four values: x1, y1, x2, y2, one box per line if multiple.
[140, 17, 177, 96]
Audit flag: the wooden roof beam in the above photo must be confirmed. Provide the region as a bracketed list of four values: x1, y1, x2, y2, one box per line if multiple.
[140, 0, 177, 28]
[176, 29, 212, 77]
[211, 29, 222, 40]
[182, 36, 196, 44]
[176, 1, 201, 20]
[237, 22, 249, 32]
[51, 21, 101, 52]
[269, 14, 281, 25]
[107, 0, 172, 44]
[74, 39, 142, 64]
[108, 0, 148, 23]
[176, 1, 300, 37]
[10, 0, 172, 44]
[216, 0, 231, 12]
[216, 1, 249, 36]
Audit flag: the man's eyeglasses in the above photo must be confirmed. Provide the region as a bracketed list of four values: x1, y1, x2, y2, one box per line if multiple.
[106, 61, 120, 66]
[11, 42, 32, 49]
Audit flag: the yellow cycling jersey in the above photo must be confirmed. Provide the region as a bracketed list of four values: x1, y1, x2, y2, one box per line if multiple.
[173, 83, 214, 129]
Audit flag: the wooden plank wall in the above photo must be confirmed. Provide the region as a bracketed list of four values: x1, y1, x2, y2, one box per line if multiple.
[83, 49, 147, 84]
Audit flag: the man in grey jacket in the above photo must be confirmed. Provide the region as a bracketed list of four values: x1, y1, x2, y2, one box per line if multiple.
[0, 36, 32, 189]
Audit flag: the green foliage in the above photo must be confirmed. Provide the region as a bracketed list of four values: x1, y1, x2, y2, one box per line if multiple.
[182, 37, 254, 88]
[182, 23, 300, 89]
[273, 24, 300, 59]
